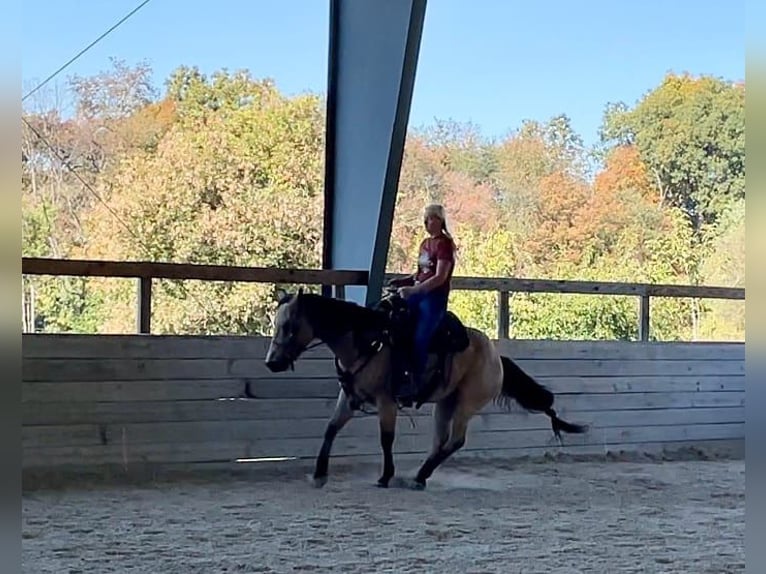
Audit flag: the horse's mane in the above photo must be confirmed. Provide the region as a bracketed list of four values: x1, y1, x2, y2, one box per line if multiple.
[286, 293, 388, 341]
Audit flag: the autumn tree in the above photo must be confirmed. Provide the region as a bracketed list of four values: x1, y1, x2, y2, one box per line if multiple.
[20, 61, 743, 342]
[492, 114, 591, 241]
[600, 73, 745, 236]
[82, 68, 326, 334]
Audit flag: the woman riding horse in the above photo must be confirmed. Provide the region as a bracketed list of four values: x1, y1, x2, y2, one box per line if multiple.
[264, 203, 588, 490]
[388, 203, 457, 405]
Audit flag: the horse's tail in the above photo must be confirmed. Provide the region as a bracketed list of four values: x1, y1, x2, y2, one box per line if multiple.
[497, 355, 588, 439]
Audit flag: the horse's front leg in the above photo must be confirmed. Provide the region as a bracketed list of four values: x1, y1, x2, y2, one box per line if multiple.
[312, 388, 354, 488]
[375, 397, 398, 488]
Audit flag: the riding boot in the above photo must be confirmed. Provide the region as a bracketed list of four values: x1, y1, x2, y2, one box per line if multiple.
[395, 369, 420, 408]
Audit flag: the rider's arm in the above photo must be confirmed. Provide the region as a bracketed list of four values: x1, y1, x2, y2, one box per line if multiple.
[388, 273, 416, 287]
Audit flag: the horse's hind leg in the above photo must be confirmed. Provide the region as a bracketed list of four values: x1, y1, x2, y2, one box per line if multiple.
[312, 388, 354, 488]
[410, 392, 460, 489]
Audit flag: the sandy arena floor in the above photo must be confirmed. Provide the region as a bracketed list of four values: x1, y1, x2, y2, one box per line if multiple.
[22, 455, 745, 574]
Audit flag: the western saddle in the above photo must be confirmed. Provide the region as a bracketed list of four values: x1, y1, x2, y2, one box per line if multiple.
[370, 290, 470, 407]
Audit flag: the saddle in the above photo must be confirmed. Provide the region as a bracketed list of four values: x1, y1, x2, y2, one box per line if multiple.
[371, 292, 470, 406]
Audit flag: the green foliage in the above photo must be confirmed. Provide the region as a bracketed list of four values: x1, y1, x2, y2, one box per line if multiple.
[697, 198, 745, 339]
[82, 69, 325, 334]
[21, 177, 106, 333]
[27, 277, 106, 333]
[447, 226, 520, 335]
[20, 63, 744, 342]
[22, 196, 54, 258]
[511, 293, 638, 341]
[600, 74, 745, 234]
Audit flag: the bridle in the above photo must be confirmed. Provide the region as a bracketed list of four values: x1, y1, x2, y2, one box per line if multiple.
[270, 337, 324, 371]
[271, 288, 403, 410]
[332, 287, 405, 409]
[333, 338, 385, 410]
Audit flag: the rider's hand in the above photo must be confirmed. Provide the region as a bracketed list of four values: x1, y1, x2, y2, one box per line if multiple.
[398, 286, 415, 299]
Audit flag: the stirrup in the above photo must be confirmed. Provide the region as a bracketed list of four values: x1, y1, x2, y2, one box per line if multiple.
[397, 398, 414, 409]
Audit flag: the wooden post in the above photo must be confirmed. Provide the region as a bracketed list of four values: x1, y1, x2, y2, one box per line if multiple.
[333, 284, 346, 300]
[137, 277, 152, 334]
[497, 290, 510, 339]
[639, 294, 650, 341]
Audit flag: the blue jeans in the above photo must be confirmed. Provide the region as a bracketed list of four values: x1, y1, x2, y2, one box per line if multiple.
[406, 290, 448, 384]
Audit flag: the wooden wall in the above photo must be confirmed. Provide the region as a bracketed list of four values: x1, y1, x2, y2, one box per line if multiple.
[22, 334, 745, 472]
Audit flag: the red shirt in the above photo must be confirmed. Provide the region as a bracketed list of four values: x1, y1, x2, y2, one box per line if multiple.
[415, 233, 456, 296]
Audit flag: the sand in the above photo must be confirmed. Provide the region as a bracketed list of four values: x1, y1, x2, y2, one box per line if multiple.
[22, 455, 745, 573]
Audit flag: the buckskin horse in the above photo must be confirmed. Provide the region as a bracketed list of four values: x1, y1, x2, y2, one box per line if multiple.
[264, 288, 587, 490]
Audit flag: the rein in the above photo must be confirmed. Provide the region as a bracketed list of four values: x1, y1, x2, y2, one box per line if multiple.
[283, 339, 325, 371]
[334, 338, 385, 412]
[290, 334, 384, 412]
[332, 336, 417, 426]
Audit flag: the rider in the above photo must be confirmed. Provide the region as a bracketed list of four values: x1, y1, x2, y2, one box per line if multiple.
[388, 203, 456, 404]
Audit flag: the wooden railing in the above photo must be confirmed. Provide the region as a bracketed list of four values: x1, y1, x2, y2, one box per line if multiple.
[22, 257, 745, 340]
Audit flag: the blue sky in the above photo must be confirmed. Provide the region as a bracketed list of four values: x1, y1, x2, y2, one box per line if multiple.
[22, 0, 744, 149]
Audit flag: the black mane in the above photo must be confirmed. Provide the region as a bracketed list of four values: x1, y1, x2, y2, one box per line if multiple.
[292, 293, 389, 343]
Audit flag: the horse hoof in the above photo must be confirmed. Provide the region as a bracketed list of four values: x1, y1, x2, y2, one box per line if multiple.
[311, 475, 328, 489]
[376, 478, 390, 488]
[408, 479, 426, 491]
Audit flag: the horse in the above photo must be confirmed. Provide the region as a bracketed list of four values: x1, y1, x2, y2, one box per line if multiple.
[264, 288, 588, 490]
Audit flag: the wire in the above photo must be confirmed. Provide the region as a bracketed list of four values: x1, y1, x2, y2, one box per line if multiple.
[22, 0, 154, 103]
[22, 116, 150, 250]
[22, 115, 219, 323]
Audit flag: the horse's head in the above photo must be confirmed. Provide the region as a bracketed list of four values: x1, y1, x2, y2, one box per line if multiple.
[264, 288, 315, 372]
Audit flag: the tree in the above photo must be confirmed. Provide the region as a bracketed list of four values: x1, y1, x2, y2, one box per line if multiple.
[492, 114, 591, 240]
[82, 69, 326, 334]
[600, 73, 745, 235]
[20, 62, 744, 342]
[523, 171, 591, 270]
[697, 198, 745, 340]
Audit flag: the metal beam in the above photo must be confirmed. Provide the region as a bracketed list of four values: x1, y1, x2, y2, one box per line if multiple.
[322, 0, 427, 305]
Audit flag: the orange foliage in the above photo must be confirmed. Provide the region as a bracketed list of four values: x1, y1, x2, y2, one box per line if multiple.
[441, 172, 499, 233]
[524, 171, 591, 266]
[573, 146, 662, 256]
[593, 145, 657, 204]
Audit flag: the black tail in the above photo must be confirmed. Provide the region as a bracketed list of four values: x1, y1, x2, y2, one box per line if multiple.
[498, 355, 588, 440]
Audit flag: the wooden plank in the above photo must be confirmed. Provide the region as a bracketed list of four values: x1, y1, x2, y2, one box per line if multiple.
[639, 295, 650, 342]
[21, 334, 332, 360]
[495, 339, 745, 361]
[496, 291, 509, 339]
[23, 258, 742, 299]
[23, 375, 744, 403]
[23, 358, 231, 382]
[21, 390, 745, 426]
[21, 422, 745, 467]
[22, 354, 743, 383]
[21, 407, 745, 449]
[22, 257, 369, 286]
[512, 359, 744, 377]
[22, 379, 250, 403]
[442, 275, 745, 300]
[646, 284, 745, 300]
[22, 357, 337, 382]
[243, 375, 746, 399]
[136, 277, 152, 334]
[23, 334, 745, 362]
